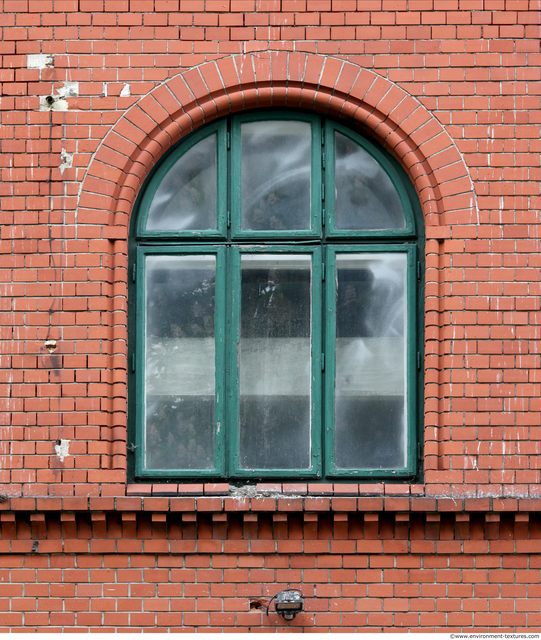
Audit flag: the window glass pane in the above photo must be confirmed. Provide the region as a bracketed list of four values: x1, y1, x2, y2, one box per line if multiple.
[334, 132, 406, 230]
[241, 121, 311, 231]
[239, 254, 311, 469]
[334, 253, 407, 469]
[144, 255, 216, 469]
[146, 134, 217, 231]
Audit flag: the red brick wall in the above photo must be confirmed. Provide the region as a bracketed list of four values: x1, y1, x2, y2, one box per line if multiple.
[2, 0, 541, 630]
[2, 0, 540, 499]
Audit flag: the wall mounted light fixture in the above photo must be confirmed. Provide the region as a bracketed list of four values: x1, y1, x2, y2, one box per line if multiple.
[266, 589, 304, 621]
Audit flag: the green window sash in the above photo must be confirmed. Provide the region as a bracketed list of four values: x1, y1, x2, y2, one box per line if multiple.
[230, 113, 322, 240]
[136, 121, 228, 240]
[135, 245, 226, 478]
[228, 246, 322, 478]
[324, 121, 416, 239]
[324, 245, 418, 477]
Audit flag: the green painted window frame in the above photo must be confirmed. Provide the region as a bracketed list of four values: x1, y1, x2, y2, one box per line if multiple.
[128, 111, 424, 483]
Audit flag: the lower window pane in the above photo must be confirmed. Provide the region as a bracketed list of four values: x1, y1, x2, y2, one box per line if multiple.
[335, 397, 405, 469]
[334, 253, 407, 470]
[238, 254, 312, 470]
[240, 397, 311, 469]
[144, 254, 216, 470]
[145, 396, 215, 469]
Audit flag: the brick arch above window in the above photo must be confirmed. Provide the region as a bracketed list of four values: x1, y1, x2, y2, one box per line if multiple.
[80, 51, 477, 238]
[80, 51, 476, 474]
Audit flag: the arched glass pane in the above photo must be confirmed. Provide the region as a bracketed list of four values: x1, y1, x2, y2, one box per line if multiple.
[335, 132, 406, 230]
[241, 121, 312, 231]
[146, 134, 217, 231]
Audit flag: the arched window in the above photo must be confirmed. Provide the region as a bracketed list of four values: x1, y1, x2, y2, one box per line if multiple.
[129, 112, 423, 481]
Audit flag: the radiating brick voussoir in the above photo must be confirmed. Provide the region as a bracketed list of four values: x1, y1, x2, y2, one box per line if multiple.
[376, 86, 410, 125]
[250, 51, 271, 87]
[345, 68, 379, 107]
[438, 176, 476, 199]
[319, 56, 344, 93]
[333, 61, 361, 99]
[116, 112, 153, 148]
[150, 85, 185, 126]
[270, 50, 291, 84]
[199, 62, 227, 99]
[165, 75, 201, 122]
[257, 87, 273, 108]
[374, 117, 400, 148]
[182, 68, 216, 112]
[313, 86, 336, 114]
[215, 56, 241, 95]
[121, 173, 146, 200]
[409, 123, 450, 156]
[93, 143, 135, 176]
[281, 85, 300, 109]
[363, 75, 396, 113]
[388, 96, 421, 129]
[87, 161, 125, 186]
[384, 127, 409, 155]
[272, 86, 288, 107]
[303, 52, 325, 87]
[429, 145, 467, 176]
[297, 87, 317, 110]
[137, 94, 174, 131]
[83, 176, 121, 201]
[234, 54, 256, 89]
[287, 52, 308, 84]
[340, 99, 368, 121]
[78, 190, 116, 213]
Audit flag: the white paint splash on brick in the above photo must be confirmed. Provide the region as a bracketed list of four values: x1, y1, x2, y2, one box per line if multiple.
[39, 81, 78, 111]
[27, 54, 53, 69]
[54, 439, 70, 463]
[59, 149, 73, 175]
[39, 95, 68, 111]
[56, 81, 79, 98]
